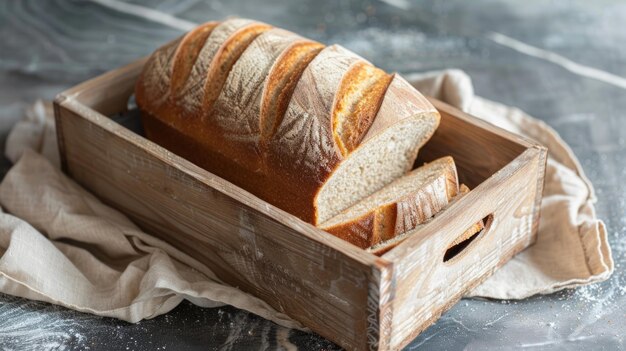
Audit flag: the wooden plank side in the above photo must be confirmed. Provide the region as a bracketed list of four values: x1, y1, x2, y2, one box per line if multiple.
[530, 145, 548, 245]
[418, 98, 531, 188]
[55, 100, 381, 351]
[387, 148, 542, 349]
[427, 98, 539, 149]
[366, 260, 395, 351]
[63, 57, 149, 116]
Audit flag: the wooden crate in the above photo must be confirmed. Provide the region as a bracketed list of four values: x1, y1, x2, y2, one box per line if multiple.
[54, 58, 547, 351]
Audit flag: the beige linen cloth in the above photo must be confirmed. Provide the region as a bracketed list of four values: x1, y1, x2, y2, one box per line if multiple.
[0, 70, 613, 329]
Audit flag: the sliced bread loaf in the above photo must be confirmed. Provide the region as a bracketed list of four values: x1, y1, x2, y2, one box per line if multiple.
[319, 156, 458, 248]
[136, 19, 440, 228]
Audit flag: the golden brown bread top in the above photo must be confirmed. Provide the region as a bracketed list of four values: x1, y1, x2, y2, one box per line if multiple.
[260, 41, 325, 145]
[201, 23, 272, 115]
[176, 19, 269, 117]
[170, 22, 218, 95]
[333, 62, 393, 155]
[136, 38, 181, 111]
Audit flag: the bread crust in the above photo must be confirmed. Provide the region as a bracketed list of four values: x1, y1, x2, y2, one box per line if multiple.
[135, 38, 182, 112]
[260, 42, 325, 145]
[170, 21, 219, 95]
[266, 45, 366, 222]
[333, 63, 392, 155]
[362, 74, 439, 143]
[207, 28, 312, 170]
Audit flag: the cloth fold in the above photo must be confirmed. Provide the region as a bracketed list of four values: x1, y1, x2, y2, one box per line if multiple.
[0, 70, 613, 326]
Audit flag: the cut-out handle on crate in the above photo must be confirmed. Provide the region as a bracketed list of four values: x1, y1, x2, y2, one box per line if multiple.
[443, 214, 494, 262]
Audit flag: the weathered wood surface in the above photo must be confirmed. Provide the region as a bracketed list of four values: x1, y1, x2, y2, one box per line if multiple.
[386, 147, 545, 349]
[417, 98, 532, 188]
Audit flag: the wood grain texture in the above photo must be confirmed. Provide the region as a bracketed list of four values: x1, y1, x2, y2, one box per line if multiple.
[54, 58, 546, 351]
[384, 147, 545, 349]
[5, 1, 622, 350]
[417, 98, 532, 188]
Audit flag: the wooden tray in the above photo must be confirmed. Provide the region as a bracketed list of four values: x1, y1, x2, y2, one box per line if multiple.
[54, 58, 547, 351]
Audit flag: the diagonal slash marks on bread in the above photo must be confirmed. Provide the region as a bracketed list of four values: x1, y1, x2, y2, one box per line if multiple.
[201, 21, 273, 116]
[333, 62, 393, 156]
[136, 19, 443, 246]
[260, 42, 325, 150]
[169, 21, 219, 96]
[208, 28, 314, 169]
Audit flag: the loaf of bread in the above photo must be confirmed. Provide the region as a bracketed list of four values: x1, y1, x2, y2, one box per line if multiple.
[136, 18, 440, 230]
[320, 157, 458, 248]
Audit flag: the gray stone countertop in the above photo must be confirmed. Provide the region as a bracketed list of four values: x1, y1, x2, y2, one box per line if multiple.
[0, 0, 624, 349]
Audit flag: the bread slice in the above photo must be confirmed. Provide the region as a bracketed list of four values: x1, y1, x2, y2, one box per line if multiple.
[367, 184, 485, 256]
[314, 73, 440, 224]
[319, 157, 458, 248]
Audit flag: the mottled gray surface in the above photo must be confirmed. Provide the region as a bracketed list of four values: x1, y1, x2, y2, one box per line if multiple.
[0, 0, 625, 350]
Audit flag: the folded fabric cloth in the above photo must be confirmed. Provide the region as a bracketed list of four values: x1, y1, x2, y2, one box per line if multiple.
[0, 70, 613, 328]
[407, 70, 613, 298]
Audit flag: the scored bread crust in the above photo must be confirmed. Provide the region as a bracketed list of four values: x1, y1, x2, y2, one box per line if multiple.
[169, 21, 219, 96]
[137, 19, 270, 131]
[260, 42, 325, 148]
[200, 22, 273, 115]
[207, 28, 316, 170]
[136, 19, 441, 228]
[136, 38, 182, 111]
[361, 73, 438, 143]
[265, 45, 367, 222]
[320, 156, 459, 249]
[333, 62, 393, 155]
